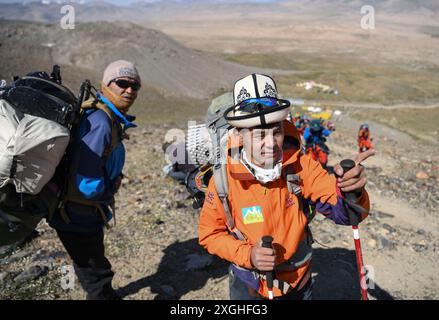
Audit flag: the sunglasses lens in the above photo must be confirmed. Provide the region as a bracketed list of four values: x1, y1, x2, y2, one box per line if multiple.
[238, 98, 279, 113]
[115, 80, 129, 89]
[131, 82, 141, 91]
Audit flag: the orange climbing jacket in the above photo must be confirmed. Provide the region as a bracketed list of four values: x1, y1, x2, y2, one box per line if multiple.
[305, 144, 328, 167]
[198, 120, 370, 299]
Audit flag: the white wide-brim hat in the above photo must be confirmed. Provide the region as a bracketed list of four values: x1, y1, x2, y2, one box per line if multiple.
[225, 74, 291, 128]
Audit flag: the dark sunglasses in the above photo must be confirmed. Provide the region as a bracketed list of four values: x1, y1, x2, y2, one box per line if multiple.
[112, 79, 141, 91]
[237, 97, 280, 113]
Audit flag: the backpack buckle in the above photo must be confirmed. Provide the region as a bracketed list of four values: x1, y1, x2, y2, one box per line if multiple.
[286, 173, 302, 195]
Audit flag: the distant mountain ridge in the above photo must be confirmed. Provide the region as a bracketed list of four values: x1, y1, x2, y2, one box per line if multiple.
[0, 0, 438, 23]
[0, 20, 291, 98]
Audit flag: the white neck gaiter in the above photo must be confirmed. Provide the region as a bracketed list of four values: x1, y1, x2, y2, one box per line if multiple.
[241, 150, 283, 184]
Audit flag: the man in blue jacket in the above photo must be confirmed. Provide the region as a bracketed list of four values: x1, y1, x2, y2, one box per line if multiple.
[49, 60, 141, 300]
[304, 119, 331, 169]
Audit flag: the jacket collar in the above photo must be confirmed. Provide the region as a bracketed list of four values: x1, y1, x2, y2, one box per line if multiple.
[96, 91, 137, 130]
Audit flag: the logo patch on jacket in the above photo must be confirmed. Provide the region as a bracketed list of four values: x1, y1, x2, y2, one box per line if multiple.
[206, 191, 215, 205]
[242, 206, 264, 224]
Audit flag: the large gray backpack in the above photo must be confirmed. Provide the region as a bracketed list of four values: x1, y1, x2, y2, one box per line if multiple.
[0, 67, 80, 246]
[185, 92, 234, 208]
[0, 99, 70, 196]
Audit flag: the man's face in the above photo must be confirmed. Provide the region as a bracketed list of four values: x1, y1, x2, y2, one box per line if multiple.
[107, 77, 140, 110]
[240, 122, 285, 169]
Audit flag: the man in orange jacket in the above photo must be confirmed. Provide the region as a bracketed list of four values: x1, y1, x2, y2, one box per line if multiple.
[358, 123, 373, 153]
[198, 74, 374, 300]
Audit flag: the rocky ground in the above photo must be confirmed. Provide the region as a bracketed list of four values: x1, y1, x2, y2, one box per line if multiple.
[0, 109, 438, 300]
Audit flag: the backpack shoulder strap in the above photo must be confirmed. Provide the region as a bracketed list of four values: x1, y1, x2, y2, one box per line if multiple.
[213, 163, 246, 241]
[283, 164, 316, 224]
[283, 165, 302, 196]
[82, 99, 122, 158]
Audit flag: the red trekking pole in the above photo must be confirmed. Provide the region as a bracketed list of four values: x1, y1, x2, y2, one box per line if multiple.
[340, 159, 369, 300]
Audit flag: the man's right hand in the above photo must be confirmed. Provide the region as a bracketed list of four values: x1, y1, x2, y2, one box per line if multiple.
[250, 240, 276, 271]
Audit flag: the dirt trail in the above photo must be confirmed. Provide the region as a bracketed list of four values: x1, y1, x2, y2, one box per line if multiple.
[323, 115, 438, 299]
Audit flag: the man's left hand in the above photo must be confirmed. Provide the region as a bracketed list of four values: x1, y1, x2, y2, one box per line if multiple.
[333, 149, 376, 193]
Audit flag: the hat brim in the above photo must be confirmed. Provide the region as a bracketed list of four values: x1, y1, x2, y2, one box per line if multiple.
[224, 98, 291, 128]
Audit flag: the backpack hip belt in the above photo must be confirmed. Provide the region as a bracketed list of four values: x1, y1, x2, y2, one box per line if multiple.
[59, 195, 115, 229]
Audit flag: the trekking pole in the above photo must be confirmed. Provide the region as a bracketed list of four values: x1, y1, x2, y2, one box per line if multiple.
[261, 236, 274, 300]
[340, 159, 369, 300]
